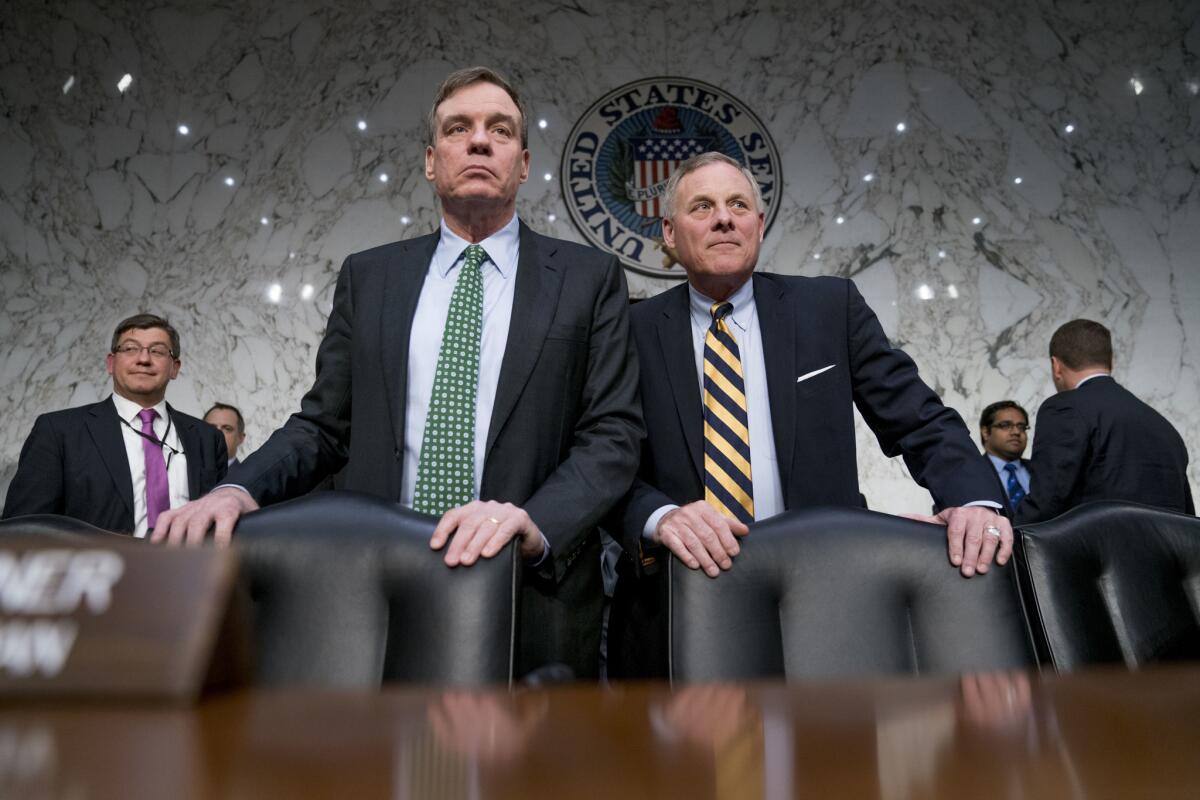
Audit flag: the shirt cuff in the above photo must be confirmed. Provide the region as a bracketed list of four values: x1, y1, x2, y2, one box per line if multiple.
[642, 504, 680, 542]
[526, 533, 551, 566]
[215, 483, 253, 497]
[963, 500, 1003, 510]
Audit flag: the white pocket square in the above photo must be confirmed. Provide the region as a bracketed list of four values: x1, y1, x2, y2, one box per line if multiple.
[797, 364, 836, 383]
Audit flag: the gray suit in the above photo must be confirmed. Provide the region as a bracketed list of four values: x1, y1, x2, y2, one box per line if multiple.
[229, 222, 644, 678]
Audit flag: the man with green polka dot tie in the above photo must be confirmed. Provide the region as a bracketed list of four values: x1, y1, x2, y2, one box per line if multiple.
[154, 67, 643, 681]
[412, 243, 487, 515]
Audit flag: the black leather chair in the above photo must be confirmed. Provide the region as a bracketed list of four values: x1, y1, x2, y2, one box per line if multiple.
[232, 491, 519, 688]
[670, 507, 1034, 683]
[1014, 501, 1200, 672]
[0, 513, 123, 539]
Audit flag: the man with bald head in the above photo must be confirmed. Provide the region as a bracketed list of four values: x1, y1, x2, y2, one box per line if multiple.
[607, 152, 1010, 677]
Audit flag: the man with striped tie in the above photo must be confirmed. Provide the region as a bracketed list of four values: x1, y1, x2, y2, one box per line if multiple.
[607, 152, 1010, 678]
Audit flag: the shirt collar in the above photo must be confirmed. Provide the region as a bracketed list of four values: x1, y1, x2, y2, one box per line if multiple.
[688, 278, 755, 334]
[987, 453, 1022, 470]
[432, 214, 521, 279]
[111, 392, 168, 425]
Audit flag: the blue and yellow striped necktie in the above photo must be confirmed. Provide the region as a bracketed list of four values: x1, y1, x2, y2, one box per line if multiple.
[703, 301, 754, 524]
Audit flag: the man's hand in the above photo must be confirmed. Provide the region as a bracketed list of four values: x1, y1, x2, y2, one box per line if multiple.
[150, 487, 259, 548]
[905, 506, 1013, 577]
[655, 501, 749, 578]
[430, 500, 544, 566]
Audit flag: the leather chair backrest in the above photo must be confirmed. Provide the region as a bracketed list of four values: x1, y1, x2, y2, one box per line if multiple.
[1015, 501, 1200, 671]
[0, 513, 122, 540]
[232, 492, 519, 688]
[670, 507, 1034, 683]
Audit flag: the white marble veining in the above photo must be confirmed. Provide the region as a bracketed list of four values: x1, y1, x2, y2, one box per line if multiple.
[1, 0, 1197, 515]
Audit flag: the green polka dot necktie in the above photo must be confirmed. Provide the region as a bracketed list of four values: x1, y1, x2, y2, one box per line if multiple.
[412, 244, 486, 515]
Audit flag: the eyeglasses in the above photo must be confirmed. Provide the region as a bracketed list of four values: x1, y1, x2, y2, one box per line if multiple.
[989, 421, 1030, 433]
[113, 343, 175, 359]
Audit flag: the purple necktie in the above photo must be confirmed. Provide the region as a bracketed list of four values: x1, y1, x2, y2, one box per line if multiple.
[139, 408, 170, 530]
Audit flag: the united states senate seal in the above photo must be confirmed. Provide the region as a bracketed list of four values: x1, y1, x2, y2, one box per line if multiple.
[561, 77, 781, 279]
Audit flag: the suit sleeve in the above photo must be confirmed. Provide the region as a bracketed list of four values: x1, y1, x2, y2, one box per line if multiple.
[1015, 398, 1088, 524]
[2, 415, 65, 518]
[845, 282, 1004, 509]
[521, 255, 645, 583]
[229, 258, 355, 504]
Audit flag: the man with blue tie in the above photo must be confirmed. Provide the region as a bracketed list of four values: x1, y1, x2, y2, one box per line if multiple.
[978, 401, 1032, 515]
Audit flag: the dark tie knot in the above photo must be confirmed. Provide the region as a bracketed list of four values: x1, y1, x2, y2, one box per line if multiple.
[1004, 463, 1018, 474]
[710, 302, 734, 323]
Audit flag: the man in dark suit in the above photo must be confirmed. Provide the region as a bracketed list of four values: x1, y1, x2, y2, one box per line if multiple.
[204, 403, 246, 467]
[1016, 319, 1193, 523]
[978, 400, 1033, 516]
[2, 314, 227, 535]
[608, 153, 1010, 677]
[154, 67, 643, 679]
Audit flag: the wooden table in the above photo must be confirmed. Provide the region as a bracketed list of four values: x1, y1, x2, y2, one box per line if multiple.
[2, 664, 1198, 799]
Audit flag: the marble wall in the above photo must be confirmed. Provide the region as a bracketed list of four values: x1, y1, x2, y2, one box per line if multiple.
[1, 0, 1197, 513]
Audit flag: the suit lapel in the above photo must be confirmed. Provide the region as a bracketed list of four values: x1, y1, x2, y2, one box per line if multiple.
[169, 405, 201, 499]
[86, 398, 134, 518]
[381, 232, 438, 452]
[657, 284, 704, 480]
[486, 223, 565, 455]
[752, 274, 797, 493]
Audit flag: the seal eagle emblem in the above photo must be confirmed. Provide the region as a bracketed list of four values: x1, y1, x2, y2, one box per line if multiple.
[561, 77, 781, 278]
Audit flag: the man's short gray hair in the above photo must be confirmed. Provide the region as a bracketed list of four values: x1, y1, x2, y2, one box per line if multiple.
[425, 66, 529, 148]
[661, 152, 763, 220]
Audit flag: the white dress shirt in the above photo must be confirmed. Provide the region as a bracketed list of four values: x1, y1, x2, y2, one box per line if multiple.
[644, 279, 785, 538]
[400, 215, 519, 506]
[111, 393, 189, 538]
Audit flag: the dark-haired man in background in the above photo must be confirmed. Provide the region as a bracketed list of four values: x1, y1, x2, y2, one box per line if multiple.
[1016, 319, 1193, 523]
[204, 402, 246, 467]
[978, 400, 1032, 515]
[2, 313, 227, 535]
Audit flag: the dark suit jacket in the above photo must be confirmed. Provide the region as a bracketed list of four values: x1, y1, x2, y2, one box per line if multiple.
[1016, 376, 1194, 523]
[608, 273, 1004, 677]
[2, 397, 228, 533]
[228, 222, 643, 679]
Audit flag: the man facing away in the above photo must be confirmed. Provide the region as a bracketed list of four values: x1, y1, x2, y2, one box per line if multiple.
[607, 152, 1012, 677]
[978, 400, 1033, 516]
[154, 67, 643, 679]
[2, 313, 227, 535]
[1016, 319, 1193, 523]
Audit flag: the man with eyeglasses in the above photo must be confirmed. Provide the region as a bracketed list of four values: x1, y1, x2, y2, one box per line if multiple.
[2, 313, 228, 535]
[978, 401, 1032, 514]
